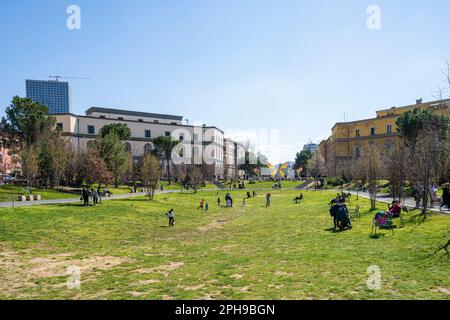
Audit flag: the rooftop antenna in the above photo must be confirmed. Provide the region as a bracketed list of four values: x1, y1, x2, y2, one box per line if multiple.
[49, 75, 93, 81]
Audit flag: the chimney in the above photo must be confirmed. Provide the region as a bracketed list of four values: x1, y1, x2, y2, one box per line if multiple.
[416, 98, 423, 105]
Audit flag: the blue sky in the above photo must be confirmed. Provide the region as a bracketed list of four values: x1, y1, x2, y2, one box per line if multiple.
[1, 0, 449, 163]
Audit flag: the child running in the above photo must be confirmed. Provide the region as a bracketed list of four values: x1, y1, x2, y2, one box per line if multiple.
[167, 209, 175, 227]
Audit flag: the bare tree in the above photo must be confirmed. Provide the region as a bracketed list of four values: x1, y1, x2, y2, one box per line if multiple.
[307, 151, 326, 188]
[384, 142, 407, 202]
[408, 122, 448, 214]
[354, 144, 383, 210]
[188, 165, 204, 193]
[141, 154, 160, 200]
[21, 145, 38, 189]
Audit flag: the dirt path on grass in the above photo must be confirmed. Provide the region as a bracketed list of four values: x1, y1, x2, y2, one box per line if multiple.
[0, 245, 132, 298]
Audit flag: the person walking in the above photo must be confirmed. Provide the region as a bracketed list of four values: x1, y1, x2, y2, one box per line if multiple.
[413, 184, 423, 209]
[199, 199, 205, 210]
[167, 209, 175, 227]
[242, 198, 246, 207]
[82, 188, 89, 207]
[440, 183, 450, 211]
[92, 188, 99, 205]
[217, 197, 221, 207]
[266, 193, 271, 207]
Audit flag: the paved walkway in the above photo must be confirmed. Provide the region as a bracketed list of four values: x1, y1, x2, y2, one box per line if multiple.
[344, 190, 450, 214]
[0, 186, 308, 208]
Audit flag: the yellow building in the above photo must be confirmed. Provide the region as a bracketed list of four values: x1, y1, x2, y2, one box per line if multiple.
[320, 98, 450, 177]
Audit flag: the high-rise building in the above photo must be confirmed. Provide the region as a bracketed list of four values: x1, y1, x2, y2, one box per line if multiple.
[303, 143, 319, 153]
[26, 79, 71, 114]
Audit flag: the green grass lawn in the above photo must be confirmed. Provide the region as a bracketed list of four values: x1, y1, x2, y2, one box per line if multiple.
[225, 180, 302, 189]
[0, 185, 77, 202]
[0, 190, 448, 300]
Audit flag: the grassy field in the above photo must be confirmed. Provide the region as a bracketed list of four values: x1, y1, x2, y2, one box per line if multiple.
[0, 185, 77, 202]
[224, 180, 302, 189]
[0, 190, 448, 300]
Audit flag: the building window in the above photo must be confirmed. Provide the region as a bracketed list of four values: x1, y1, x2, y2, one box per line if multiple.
[355, 146, 361, 158]
[387, 125, 392, 134]
[145, 130, 151, 138]
[99, 115, 106, 119]
[154, 120, 159, 123]
[88, 125, 95, 135]
[355, 129, 360, 137]
[56, 123, 63, 131]
[118, 117, 124, 120]
[179, 134, 184, 141]
[165, 131, 171, 137]
[138, 119, 144, 122]
[171, 122, 177, 125]
[370, 127, 376, 136]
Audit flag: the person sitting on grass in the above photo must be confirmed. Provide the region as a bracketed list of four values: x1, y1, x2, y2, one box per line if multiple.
[293, 193, 304, 204]
[166, 209, 175, 227]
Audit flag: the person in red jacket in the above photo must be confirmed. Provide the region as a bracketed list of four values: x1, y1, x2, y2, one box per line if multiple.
[388, 200, 402, 218]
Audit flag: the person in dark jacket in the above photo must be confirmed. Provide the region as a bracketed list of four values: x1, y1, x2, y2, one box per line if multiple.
[440, 184, 450, 211]
[82, 188, 89, 207]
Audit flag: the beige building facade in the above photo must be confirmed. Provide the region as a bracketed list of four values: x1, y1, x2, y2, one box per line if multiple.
[320, 98, 450, 177]
[55, 107, 226, 177]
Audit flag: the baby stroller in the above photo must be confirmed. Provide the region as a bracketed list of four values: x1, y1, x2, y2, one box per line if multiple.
[330, 204, 352, 231]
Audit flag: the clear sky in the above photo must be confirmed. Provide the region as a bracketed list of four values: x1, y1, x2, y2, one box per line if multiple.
[1, 0, 449, 164]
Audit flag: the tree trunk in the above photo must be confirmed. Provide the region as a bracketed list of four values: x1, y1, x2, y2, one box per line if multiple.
[166, 157, 171, 185]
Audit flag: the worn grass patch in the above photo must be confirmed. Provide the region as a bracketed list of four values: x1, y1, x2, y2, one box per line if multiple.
[0, 190, 448, 300]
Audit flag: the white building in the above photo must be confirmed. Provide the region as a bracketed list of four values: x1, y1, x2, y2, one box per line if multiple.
[54, 107, 225, 177]
[223, 138, 246, 180]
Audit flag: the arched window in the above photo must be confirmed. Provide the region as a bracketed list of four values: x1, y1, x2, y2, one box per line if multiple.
[144, 143, 154, 155]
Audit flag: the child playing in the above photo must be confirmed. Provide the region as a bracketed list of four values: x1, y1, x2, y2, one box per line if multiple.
[205, 201, 209, 211]
[167, 209, 175, 227]
[242, 198, 246, 207]
[199, 199, 205, 210]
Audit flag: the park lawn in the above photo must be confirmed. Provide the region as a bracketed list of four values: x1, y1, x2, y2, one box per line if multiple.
[159, 181, 218, 191]
[0, 185, 77, 202]
[0, 190, 448, 300]
[238, 180, 301, 189]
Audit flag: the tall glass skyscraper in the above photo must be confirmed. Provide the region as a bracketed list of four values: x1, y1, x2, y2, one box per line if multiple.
[25, 80, 71, 114]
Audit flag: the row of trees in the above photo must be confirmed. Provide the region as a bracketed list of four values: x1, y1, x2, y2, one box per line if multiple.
[350, 108, 450, 213]
[0, 97, 214, 198]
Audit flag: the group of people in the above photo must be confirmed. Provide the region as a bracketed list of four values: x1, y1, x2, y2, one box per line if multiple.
[229, 181, 246, 190]
[198, 199, 209, 211]
[81, 188, 100, 207]
[412, 183, 450, 210]
[329, 198, 352, 231]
